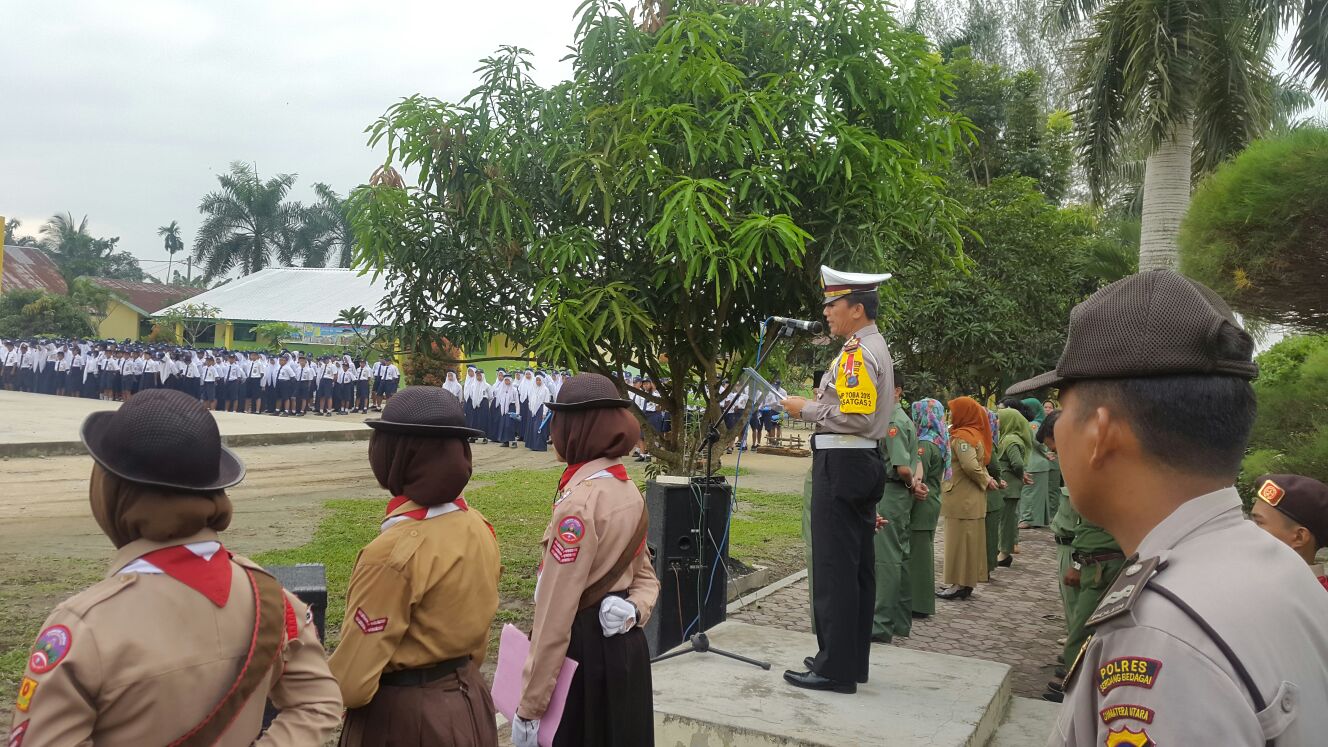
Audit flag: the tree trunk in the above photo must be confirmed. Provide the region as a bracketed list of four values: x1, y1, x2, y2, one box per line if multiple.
[1138, 120, 1194, 272]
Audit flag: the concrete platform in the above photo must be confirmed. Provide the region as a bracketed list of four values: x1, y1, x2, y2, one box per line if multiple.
[652, 621, 1011, 747]
[0, 390, 369, 457]
[988, 697, 1060, 746]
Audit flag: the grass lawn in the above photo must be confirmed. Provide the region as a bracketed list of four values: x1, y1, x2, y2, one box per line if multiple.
[0, 467, 804, 713]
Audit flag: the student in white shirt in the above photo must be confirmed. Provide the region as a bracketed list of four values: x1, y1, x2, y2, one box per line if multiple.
[274, 353, 296, 416]
[354, 359, 371, 414]
[201, 355, 220, 410]
[296, 355, 317, 416]
[380, 360, 400, 404]
[319, 356, 339, 416]
[244, 352, 265, 414]
[336, 361, 356, 415]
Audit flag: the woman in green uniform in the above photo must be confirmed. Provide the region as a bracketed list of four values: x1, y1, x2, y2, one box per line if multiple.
[908, 398, 946, 617]
[994, 407, 1034, 568]
[1017, 397, 1052, 528]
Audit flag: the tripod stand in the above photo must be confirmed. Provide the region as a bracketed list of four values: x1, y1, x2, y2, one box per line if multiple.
[649, 321, 792, 670]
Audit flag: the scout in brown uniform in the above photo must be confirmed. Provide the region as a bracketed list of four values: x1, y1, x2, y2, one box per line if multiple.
[328, 386, 502, 747]
[8, 389, 342, 747]
[513, 373, 660, 747]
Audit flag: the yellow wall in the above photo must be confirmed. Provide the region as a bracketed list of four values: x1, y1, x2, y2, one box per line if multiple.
[483, 334, 531, 361]
[98, 301, 141, 340]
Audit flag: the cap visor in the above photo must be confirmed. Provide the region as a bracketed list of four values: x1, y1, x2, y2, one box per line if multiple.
[1004, 370, 1064, 397]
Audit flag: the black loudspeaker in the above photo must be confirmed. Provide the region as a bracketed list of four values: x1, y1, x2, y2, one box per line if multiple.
[644, 477, 732, 656]
[262, 563, 328, 730]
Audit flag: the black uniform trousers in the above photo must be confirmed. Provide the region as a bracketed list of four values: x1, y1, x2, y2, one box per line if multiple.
[809, 445, 886, 683]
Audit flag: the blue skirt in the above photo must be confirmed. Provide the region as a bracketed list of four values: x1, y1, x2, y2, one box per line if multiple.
[526, 406, 549, 452]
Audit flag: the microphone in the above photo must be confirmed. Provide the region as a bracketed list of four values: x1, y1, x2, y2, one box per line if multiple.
[770, 316, 824, 334]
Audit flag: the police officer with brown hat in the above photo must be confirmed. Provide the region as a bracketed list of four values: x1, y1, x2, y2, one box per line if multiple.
[1007, 270, 1328, 745]
[1250, 474, 1328, 590]
[329, 386, 502, 747]
[8, 389, 342, 747]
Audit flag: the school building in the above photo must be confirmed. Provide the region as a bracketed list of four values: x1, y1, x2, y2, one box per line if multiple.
[153, 266, 528, 362]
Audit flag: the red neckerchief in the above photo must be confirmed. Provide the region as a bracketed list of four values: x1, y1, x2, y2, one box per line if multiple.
[558, 462, 628, 491]
[386, 495, 470, 520]
[1318, 574, 1328, 592]
[139, 544, 233, 607]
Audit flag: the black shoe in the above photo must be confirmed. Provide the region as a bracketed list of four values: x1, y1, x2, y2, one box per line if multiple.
[936, 585, 973, 600]
[801, 657, 867, 684]
[871, 634, 892, 644]
[1047, 679, 1064, 693]
[1054, 666, 1066, 678]
[996, 555, 1013, 568]
[912, 611, 931, 619]
[782, 670, 855, 694]
[1041, 690, 1064, 703]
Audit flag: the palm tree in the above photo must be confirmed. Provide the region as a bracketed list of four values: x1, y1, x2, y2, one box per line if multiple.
[296, 183, 356, 268]
[157, 220, 185, 282]
[1055, 0, 1327, 271]
[193, 161, 300, 280]
[38, 212, 100, 290]
[4, 218, 40, 247]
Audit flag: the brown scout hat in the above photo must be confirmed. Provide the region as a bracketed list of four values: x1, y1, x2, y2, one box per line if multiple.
[80, 388, 246, 491]
[546, 373, 631, 411]
[1255, 474, 1328, 549]
[365, 386, 484, 438]
[1006, 269, 1259, 395]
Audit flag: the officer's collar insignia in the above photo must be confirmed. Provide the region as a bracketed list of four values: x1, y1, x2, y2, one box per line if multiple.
[1257, 479, 1286, 506]
[1086, 555, 1164, 628]
[842, 336, 861, 352]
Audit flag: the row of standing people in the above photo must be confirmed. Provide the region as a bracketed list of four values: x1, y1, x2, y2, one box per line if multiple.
[0, 338, 402, 415]
[9, 377, 659, 747]
[457, 366, 566, 451]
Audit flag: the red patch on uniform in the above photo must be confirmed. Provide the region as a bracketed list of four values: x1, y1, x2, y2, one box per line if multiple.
[283, 598, 299, 641]
[8, 721, 28, 747]
[888, 426, 899, 438]
[353, 608, 388, 634]
[557, 516, 586, 545]
[550, 539, 580, 564]
[1258, 479, 1286, 506]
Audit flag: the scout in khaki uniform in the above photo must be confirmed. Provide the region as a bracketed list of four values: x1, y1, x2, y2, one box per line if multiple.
[514, 374, 660, 747]
[8, 389, 342, 747]
[329, 386, 502, 747]
[938, 397, 998, 600]
[907, 398, 947, 618]
[1006, 270, 1328, 746]
[872, 370, 926, 641]
[780, 265, 894, 694]
[1250, 474, 1328, 590]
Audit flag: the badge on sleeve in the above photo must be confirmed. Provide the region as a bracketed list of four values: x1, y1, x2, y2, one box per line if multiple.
[9, 721, 28, 747]
[1100, 704, 1155, 725]
[550, 539, 580, 564]
[353, 608, 388, 634]
[1097, 657, 1162, 695]
[28, 625, 72, 674]
[557, 516, 586, 545]
[888, 426, 899, 438]
[1104, 726, 1155, 746]
[15, 678, 37, 712]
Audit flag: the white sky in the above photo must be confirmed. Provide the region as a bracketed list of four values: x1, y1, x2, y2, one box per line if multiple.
[1, 0, 584, 274]
[3, 0, 1322, 281]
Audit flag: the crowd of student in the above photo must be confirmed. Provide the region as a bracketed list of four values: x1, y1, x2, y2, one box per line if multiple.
[0, 337, 401, 416]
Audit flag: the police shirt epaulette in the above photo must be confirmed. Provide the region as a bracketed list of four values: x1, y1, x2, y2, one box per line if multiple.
[1085, 555, 1165, 628]
[59, 573, 140, 617]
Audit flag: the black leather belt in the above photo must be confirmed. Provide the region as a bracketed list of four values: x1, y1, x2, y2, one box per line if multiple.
[1072, 550, 1124, 565]
[379, 656, 470, 687]
[1054, 535, 1073, 545]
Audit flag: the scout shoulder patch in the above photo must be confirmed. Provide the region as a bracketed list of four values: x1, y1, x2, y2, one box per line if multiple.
[1258, 479, 1286, 506]
[550, 539, 580, 564]
[958, 442, 970, 452]
[888, 426, 899, 438]
[1100, 704, 1156, 725]
[28, 625, 72, 674]
[557, 516, 586, 545]
[1104, 725, 1156, 747]
[15, 677, 37, 713]
[1097, 657, 1162, 696]
[353, 608, 388, 634]
[1086, 556, 1162, 628]
[9, 720, 28, 747]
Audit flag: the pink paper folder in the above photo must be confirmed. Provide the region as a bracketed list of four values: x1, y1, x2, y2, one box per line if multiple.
[491, 623, 579, 747]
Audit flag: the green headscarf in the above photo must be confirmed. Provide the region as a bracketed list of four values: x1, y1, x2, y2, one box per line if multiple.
[1022, 397, 1047, 427]
[996, 407, 1034, 461]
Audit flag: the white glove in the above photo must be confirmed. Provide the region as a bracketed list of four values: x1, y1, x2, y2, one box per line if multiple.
[512, 715, 540, 747]
[599, 595, 637, 637]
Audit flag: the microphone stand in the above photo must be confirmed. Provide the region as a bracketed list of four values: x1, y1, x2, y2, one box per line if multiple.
[650, 320, 795, 670]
